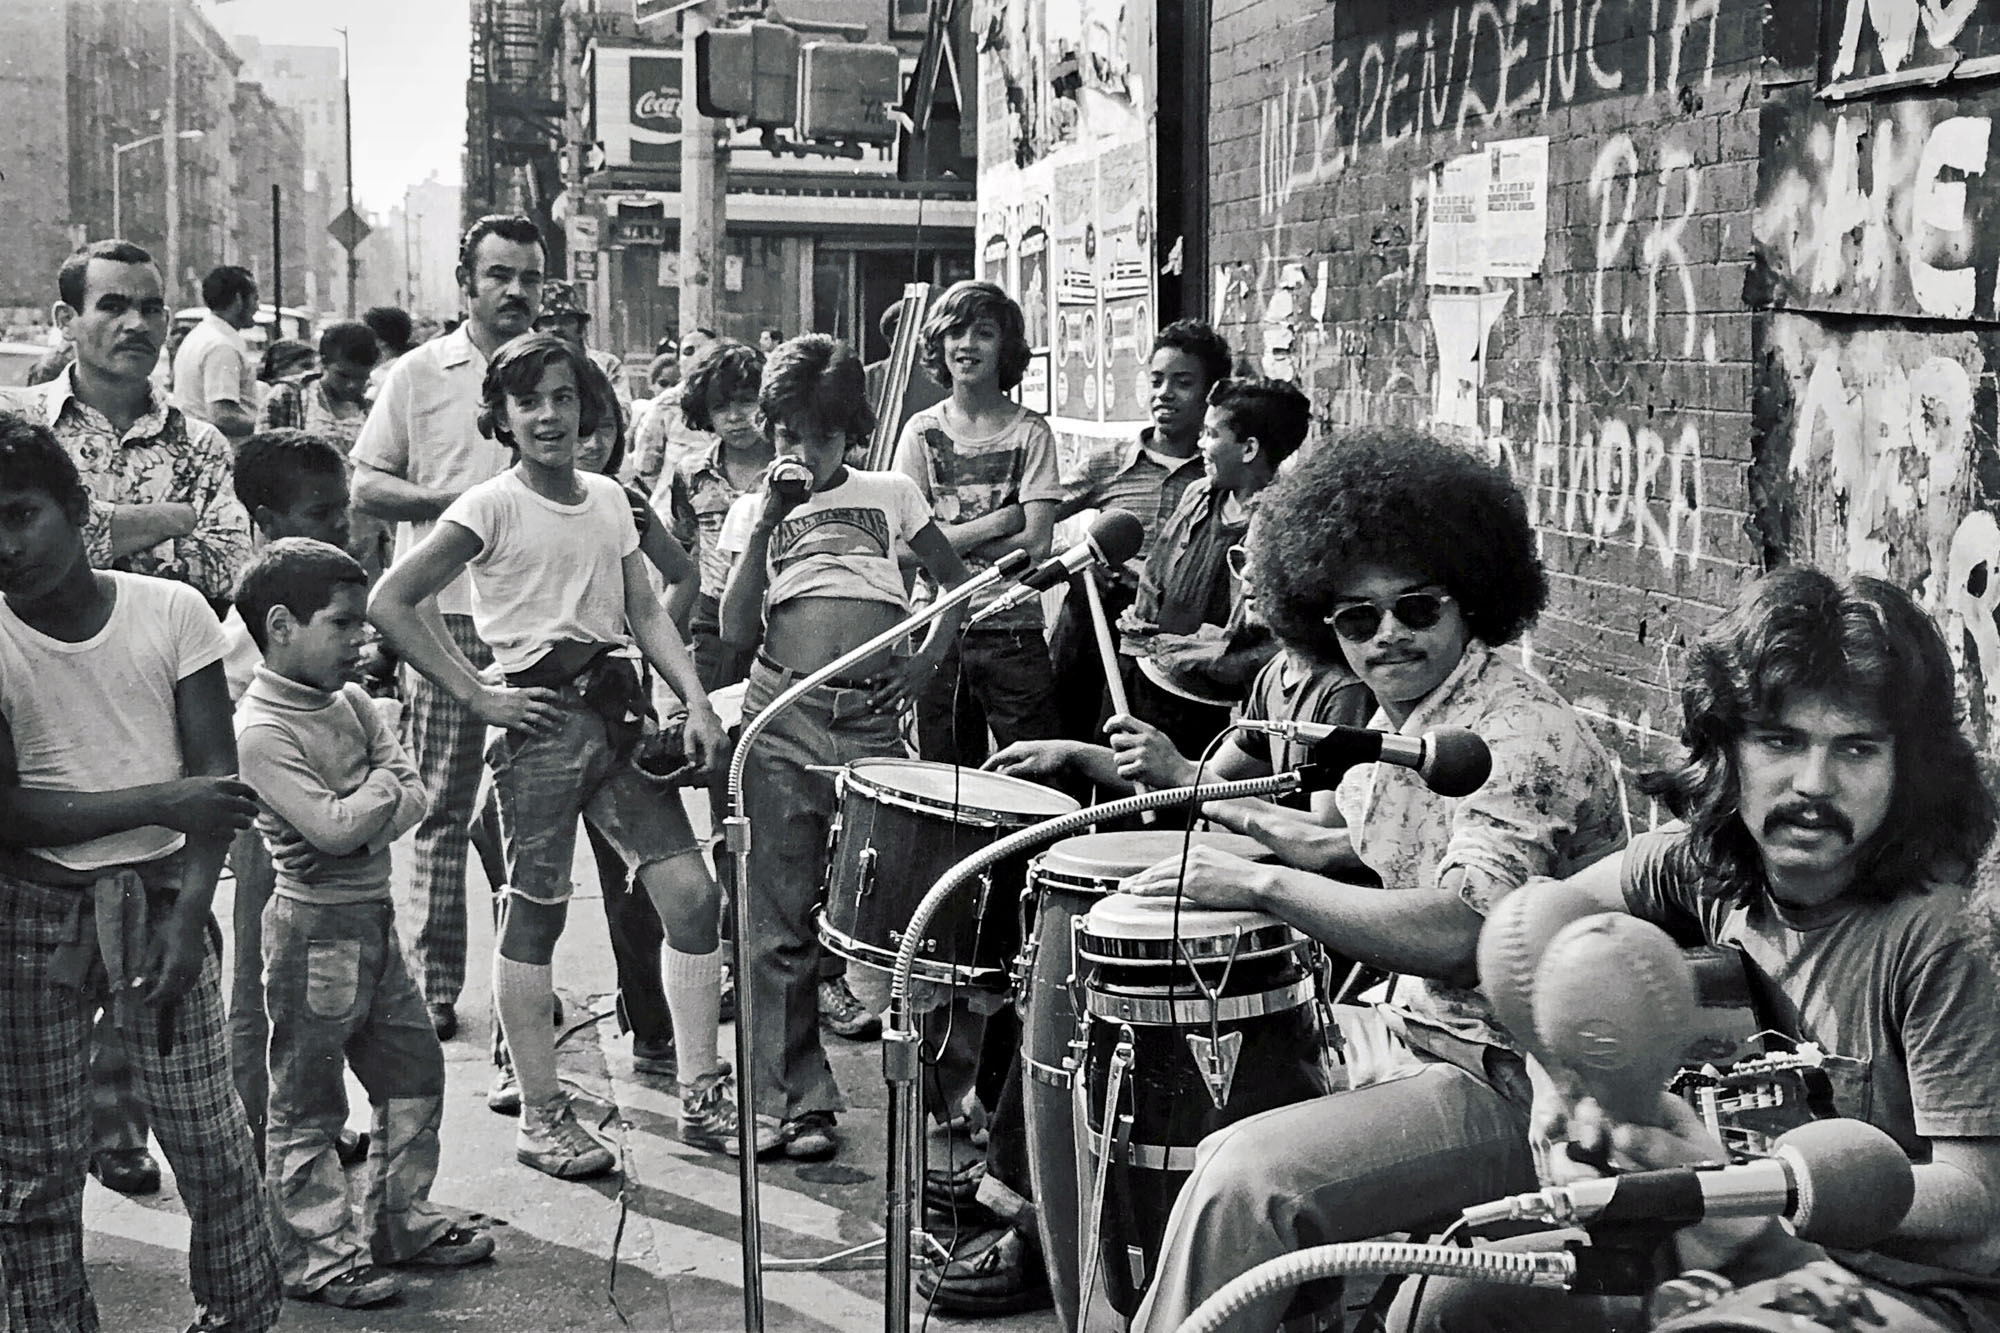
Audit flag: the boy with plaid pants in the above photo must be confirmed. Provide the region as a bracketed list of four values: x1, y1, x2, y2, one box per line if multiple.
[0, 412, 278, 1332]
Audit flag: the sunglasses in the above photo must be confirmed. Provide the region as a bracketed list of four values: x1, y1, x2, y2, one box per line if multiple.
[1324, 590, 1453, 642]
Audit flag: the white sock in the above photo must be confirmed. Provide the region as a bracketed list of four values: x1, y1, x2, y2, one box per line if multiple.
[664, 945, 722, 1084]
[494, 954, 559, 1109]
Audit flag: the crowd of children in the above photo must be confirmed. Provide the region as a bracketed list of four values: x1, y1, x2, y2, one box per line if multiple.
[0, 236, 1320, 1323]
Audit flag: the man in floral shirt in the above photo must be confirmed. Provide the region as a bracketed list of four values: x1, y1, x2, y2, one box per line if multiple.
[0, 240, 249, 606]
[1117, 429, 1627, 1333]
[0, 238, 251, 1202]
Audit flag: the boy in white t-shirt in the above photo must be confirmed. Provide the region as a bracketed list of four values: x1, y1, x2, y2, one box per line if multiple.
[716, 334, 973, 1159]
[0, 412, 279, 1332]
[371, 334, 753, 1178]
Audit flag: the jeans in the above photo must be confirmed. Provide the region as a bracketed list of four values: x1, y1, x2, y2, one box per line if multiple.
[263, 896, 453, 1294]
[914, 628, 1063, 767]
[738, 660, 904, 1120]
[1131, 1050, 1537, 1333]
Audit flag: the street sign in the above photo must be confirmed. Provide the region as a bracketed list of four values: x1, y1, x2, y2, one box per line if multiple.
[573, 250, 599, 281]
[328, 206, 372, 253]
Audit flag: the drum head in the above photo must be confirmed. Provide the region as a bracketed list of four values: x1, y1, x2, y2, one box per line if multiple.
[844, 758, 1080, 822]
[1033, 831, 1271, 887]
[1082, 893, 1284, 943]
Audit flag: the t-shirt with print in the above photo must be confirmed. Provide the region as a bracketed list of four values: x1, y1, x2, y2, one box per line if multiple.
[893, 402, 1063, 628]
[1620, 829, 2000, 1278]
[440, 470, 639, 677]
[1332, 641, 1628, 1053]
[716, 467, 933, 615]
[0, 572, 225, 870]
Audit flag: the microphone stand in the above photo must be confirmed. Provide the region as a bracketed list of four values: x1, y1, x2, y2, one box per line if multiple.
[879, 758, 1354, 1333]
[724, 548, 1030, 1333]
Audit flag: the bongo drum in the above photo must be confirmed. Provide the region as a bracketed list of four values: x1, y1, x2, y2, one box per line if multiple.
[1076, 894, 1336, 1316]
[1019, 832, 1273, 1333]
[817, 759, 1078, 988]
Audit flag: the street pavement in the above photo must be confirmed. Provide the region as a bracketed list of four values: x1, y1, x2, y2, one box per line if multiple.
[85, 808, 1065, 1333]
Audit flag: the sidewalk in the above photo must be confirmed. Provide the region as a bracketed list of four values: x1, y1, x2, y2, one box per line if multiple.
[84, 826, 1062, 1333]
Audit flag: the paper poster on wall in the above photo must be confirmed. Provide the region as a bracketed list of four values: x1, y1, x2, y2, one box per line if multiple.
[1018, 224, 1050, 353]
[1052, 160, 1099, 421]
[1427, 152, 1486, 287]
[1097, 141, 1152, 421]
[982, 231, 1012, 289]
[1484, 137, 1549, 278]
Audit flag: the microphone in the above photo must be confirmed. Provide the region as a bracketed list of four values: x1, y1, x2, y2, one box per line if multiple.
[1461, 1118, 1915, 1250]
[771, 459, 815, 504]
[966, 508, 1147, 626]
[1238, 720, 1493, 797]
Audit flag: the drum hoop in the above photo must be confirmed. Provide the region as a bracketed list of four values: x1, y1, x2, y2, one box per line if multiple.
[843, 767, 1073, 829]
[1077, 923, 1303, 965]
[814, 915, 1011, 990]
[1029, 869, 1127, 896]
[1024, 1056, 1075, 1089]
[1084, 977, 1315, 1026]
[1083, 1138, 1199, 1172]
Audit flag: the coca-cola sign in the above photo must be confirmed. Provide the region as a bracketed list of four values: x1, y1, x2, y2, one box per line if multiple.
[630, 56, 680, 130]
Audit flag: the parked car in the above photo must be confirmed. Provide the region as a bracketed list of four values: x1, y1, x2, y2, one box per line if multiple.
[0, 341, 50, 387]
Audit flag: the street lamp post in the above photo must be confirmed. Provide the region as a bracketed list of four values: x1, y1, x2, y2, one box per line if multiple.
[112, 130, 205, 240]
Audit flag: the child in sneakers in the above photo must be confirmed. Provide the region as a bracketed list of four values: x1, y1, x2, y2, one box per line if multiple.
[372, 334, 757, 1178]
[716, 335, 973, 1159]
[234, 539, 494, 1308]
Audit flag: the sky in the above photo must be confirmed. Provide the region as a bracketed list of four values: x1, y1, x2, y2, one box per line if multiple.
[204, 0, 469, 214]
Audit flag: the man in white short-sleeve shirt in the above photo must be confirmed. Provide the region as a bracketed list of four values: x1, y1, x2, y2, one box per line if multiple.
[350, 213, 544, 1038]
[172, 265, 259, 444]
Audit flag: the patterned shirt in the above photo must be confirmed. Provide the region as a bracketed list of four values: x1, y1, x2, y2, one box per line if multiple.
[258, 374, 368, 452]
[894, 402, 1063, 627]
[664, 441, 747, 600]
[1062, 429, 1206, 589]
[629, 385, 713, 496]
[0, 370, 250, 600]
[1333, 642, 1628, 1052]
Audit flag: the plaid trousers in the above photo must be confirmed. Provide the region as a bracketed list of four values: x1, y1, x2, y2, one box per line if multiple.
[0, 867, 280, 1333]
[401, 613, 494, 1007]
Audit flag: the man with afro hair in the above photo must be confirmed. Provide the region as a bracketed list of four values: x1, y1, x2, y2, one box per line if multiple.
[1117, 427, 1630, 1333]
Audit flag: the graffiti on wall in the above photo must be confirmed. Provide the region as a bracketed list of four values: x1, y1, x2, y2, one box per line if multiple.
[1757, 315, 2000, 726]
[1826, 0, 2000, 84]
[1754, 89, 2000, 320]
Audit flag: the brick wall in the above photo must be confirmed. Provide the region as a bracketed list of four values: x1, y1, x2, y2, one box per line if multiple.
[1205, 0, 1923, 802]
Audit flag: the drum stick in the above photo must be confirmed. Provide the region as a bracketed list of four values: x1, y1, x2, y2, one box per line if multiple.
[1082, 566, 1132, 721]
[1083, 567, 1158, 824]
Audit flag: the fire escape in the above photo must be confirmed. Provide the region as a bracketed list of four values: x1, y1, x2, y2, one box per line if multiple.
[465, 0, 565, 233]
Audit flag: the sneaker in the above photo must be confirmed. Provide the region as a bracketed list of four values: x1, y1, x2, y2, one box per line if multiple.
[487, 1062, 521, 1116]
[632, 1035, 677, 1079]
[299, 1265, 401, 1309]
[817, 977, 882, 1041]
[428, 1003, 457, 1041]
[516, 1096, 615, 1180]
[393, 1224, 496, 1268]
[780, 1110, 839, 1161]
[718, 964, 737, 1024]
[680, 1069, 782, 1158]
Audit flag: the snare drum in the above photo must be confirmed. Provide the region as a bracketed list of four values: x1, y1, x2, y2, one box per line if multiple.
[817, 759, 1079, 988]
[1077, 894, 1336, 1317]
[1020, 832, 1273, 1333]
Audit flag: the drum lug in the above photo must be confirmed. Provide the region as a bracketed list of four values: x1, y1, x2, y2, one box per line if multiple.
[1185, 1029, 1244, 1110]
[889, 928, 936, 954]
[856, 846, 876, 898]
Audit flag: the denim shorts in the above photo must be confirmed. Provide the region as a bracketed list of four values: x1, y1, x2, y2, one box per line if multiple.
[486, 704, 701, 905]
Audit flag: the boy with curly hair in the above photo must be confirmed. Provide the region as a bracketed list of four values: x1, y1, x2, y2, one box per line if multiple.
[892, 280, 1064, 766]
[718, 334, 973, 1158]
[1118, 428, 1629, 1333]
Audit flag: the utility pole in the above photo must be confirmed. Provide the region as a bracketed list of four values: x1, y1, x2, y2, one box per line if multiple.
[679, 0, 724, 338]
[272, 183, 283, 318]
[164, 0, 181, 293]
[340, 26, 357, 316]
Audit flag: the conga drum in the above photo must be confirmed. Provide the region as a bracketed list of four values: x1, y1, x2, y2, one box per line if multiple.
[817, 759, 1079, 987]
[1019, 832, 1273, 1333]
[1077, 895, 1336, 1316]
